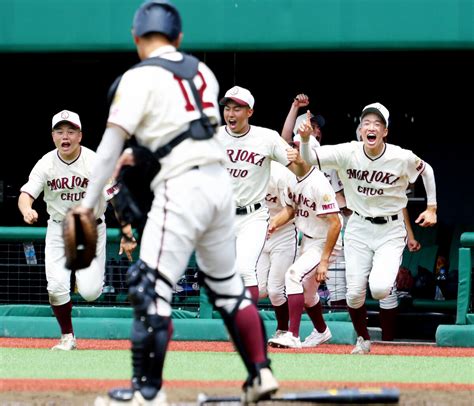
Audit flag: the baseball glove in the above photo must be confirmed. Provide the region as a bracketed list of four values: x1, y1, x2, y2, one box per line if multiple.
[63, 207, 98, 271]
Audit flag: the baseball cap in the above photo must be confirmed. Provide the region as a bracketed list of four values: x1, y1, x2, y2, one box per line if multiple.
[219, 86, 255, 109]
[293, 112, 325, 135]
[360, 102, 389, 127]
[52, 110, 82, 130]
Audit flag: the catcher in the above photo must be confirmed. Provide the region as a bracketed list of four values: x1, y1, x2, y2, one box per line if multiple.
[18, 109, 136, 351]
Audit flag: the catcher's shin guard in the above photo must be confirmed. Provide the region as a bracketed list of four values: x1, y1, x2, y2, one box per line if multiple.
[203, 275, 269, 378]
[126, 260, 159, 317]
[130, 314, 172, 396]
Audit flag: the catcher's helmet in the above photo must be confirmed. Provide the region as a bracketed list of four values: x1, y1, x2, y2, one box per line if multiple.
[133, 0, 182, 41]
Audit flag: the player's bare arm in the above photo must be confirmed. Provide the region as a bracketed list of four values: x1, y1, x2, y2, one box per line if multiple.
[316, 212, 342, 283]
[415, 205, 437, 227]
[403, 207, 421, 252]
[18, 192, 38, 224]
[281, 94, 310, 143]
[416, 162, 437, 227]
[287, 142, 311, 176]
[119, 223, 137, 261]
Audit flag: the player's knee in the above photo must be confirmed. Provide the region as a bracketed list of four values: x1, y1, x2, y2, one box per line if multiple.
[206, 272, 252, 314]
[304, 292, 320, 308]
[369, 285, 391, 301]
[267, 286, 285, 306]
[346, 291, 365, 308]
[379, 293, 398, 309]
[48, 291, 70, 306]
[78, 286, 102, 302]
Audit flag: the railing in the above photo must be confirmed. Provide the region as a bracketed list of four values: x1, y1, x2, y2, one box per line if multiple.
[456, 232, 474, 324]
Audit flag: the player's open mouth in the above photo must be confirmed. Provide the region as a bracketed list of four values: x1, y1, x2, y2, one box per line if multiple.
[228, 119, 237, 129]
[367, 134, 376, 145]
[61, 142, 71, 148]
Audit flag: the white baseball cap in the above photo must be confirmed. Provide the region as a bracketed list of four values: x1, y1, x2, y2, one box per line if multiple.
[360, 102, 389, 127]
[52, 109, 82, 130]
[219, 86, 255, 109]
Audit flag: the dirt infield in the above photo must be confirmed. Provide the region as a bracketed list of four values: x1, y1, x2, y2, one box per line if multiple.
[1, 338, 473, 405]
[3, 337, 474, 356]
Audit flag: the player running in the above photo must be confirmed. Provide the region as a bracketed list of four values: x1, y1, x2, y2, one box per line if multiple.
[296, 104, 437, 354]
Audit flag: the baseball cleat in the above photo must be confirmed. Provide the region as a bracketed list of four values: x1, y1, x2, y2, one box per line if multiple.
[351, 336, 371, 354]
[94, 387, 167, 405]
[51, 333, 77, 351]
[301, 327, 332, 347]
[268, 331, 302, 349]
[267, 329, 287, 344]
[242, 367, 278, 404]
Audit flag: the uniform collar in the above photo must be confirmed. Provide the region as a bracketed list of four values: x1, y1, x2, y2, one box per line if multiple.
[149, 45, 177, 58]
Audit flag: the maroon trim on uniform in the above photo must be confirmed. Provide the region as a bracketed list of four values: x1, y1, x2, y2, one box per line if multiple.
[224, 125, 251, 138]
[315, 151, 322, 170]
[418, 160, 426, 175]
[156, 181, 169, 270]
[56, 146, 82, 166]
[296, 167, 316, 183]
[52, 301, 73, 335]
[363, 142, 386, 161]
[317, 210, 341, 217]
[299, 259, 320, 284]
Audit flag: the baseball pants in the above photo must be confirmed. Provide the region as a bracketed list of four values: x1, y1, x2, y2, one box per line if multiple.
[140, 163, 246, 317]
[256, 222, 298, 306]
[286, 236, 340, 308]
[344, 213, 406, 309]
[45, 219, 106, 306]
[234, 206, 270, 287]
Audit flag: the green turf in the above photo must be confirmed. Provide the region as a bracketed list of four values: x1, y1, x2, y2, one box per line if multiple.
[1, 349, 473, 384]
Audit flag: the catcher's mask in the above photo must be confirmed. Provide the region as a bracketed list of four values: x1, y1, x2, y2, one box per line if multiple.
[133, 0, 181, 41]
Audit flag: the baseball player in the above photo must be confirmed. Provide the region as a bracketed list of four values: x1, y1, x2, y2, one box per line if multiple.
[216, 86, 307, 305]
[282, 94, 349, 310]
[356, 120, 422, 339]
[18, 109, 135, 351]
[267, 145, 342, 348]
[256, 160, 298, 342]
[77, 2, 278, 404]
[297, 104, 437, 353]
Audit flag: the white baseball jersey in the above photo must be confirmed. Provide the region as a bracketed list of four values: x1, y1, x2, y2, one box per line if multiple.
[20, 146, 112, 221]
[309, 141, 425, 218]
[216, 125, 291, 207]
[284, 167, 342, 249]
[293, 134, 343, 194]
[108, 45, 227, 187]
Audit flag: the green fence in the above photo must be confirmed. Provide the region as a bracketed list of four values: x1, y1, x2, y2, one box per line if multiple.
[1, 0, 473, 52]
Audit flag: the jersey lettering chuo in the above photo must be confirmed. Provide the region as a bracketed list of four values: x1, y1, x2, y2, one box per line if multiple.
[284, 167, 342, 249]
[20, 147, 111, 222]
[216, 125, 291, 207]
[107, 46, 227, 186]
[315, 141, 425, 217]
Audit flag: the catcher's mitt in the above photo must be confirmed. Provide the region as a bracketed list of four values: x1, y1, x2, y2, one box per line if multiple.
[63, 208, 98, 271]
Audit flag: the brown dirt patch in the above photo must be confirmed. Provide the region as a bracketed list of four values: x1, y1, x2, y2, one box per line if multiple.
[1, 338, 473, 405]
[2, 337, 474, 357]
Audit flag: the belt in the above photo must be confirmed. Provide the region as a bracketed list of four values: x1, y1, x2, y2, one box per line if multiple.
[354, 211, 398, 225]
[236, 202, 262, 215]
[53, 218, 103, 225]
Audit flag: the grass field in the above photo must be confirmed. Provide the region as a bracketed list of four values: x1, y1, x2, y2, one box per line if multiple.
[1, 338, 473, 405]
